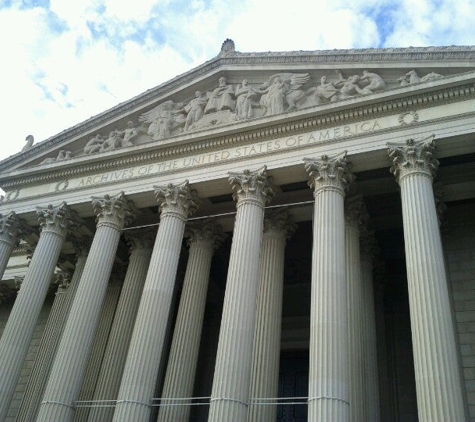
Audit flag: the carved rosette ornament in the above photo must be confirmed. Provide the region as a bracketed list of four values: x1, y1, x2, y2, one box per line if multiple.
[229, 166, 274, 208]
[92, 192, 138, 230]
[263, 208, 297, 240]
[388, 135, 439, 184]
[36, 202, 81, 238]
[154, 180, 200, 220]
[345, 194, 368, 230]
[0, 212, 24, 247]
[304, 151, 354, 196]
[185, 220, 226, 249]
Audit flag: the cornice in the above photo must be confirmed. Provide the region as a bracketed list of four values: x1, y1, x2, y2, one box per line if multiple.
[1, 46, 474, 171]
[2, 79, 474, 191]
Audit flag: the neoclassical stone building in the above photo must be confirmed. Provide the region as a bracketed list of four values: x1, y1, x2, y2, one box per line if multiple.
[0, 40, 474, 422]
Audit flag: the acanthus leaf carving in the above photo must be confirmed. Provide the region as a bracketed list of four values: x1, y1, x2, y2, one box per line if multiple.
[263, 208, 297, 240]
[92, 192, 138, 230]
[36, 202, 83, 238]
[124, 228, 156, 253]
[228, 166, 274, 207]
[0, 212, 24, 246]
[185, 220, 226, 249]
[387, 134, 439, 183]
[304, 151, 354, 195]
[344, 194, 368, 230]
[154, 180, 200, 220]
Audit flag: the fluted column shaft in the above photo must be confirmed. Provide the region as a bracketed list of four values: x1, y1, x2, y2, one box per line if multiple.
[158, 222, 224, 422]
[388, 136, 466, 421]
[0, 212, 23, 280]
[113, 181, 199, 422]
[87, 231, 154, 422]
[74, 275, 123, 422]
[360, 236, 381, 422]
[208, 166, 273, 422]
[17, 243, 89, 421]
[304, 152, 353, 422]
[37, 192, 136, 422]
[0, 203, 78, 420]
[248, 210, 295, 422]
[345, 196, 366, 422]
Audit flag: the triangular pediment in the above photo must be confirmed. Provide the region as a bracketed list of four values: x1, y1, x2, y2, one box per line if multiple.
[1, 43, 475, 179]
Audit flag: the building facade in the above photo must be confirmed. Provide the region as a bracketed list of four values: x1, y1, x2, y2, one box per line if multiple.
[0, 40, 474, 421]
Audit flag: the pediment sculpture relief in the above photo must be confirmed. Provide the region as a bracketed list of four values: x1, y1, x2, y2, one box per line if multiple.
[398, 69, 443, 86]
[32, 68, 447, 166]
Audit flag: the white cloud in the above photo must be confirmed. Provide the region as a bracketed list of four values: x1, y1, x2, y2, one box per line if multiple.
[0, 0, 473, 164]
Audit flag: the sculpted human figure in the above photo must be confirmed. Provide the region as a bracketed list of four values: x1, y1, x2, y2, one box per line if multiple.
[335, 71, 366, 100]
[256, 77, 287, 116]
[140, 100, 183, 140]
[183, 91, 207, 130]
[359, 70, 386, 93]
[84, 134, 104, 155]
[204, 77, 235, 114]
[235, 80, 258, 120]
[100, 131, 122, 152]
[120, 121, 138, 146]
[314, 75, 340, 104]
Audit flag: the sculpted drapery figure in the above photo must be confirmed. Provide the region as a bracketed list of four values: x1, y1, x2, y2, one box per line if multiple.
[204, 76, 235, 114]
[257, 72, 310, 116]
[139, 100, 185, 140]
[119, 121, 138, 145]
[235, 79, 258, 120]
[84, 134, 104, 155]
[182, 91, 207, 131]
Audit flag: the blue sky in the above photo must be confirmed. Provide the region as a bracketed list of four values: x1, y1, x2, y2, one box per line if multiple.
[0, 0, 474, 162]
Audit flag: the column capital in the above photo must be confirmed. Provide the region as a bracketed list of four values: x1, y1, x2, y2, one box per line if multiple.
[304, 151, 354, 196]
[0, 211, 24, 247]
[360, 230, 378, 261]
[345, 194, 368, 230]
[70, 237, 91, 258]
[124, 229, 156, 252]
[0, 283, 16, 304]
[185, 220, 226, 249]
[263, 208, 297, 240]
[36, 202, 82, 238]
[55, 271, 72, 293]
[388, 134, 439, 183]
[92, 192, 138, 230]
[229, 166, 274, 207]
[154, 180, 200, 220]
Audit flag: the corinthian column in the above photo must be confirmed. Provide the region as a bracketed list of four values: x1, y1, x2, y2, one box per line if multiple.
[87, 230, 155, 422]
[113, 181, 199, 422]
[158, 221, 225, 422]
[360, 232, 381, 422]
[37, 192, 137, 422]
[0, 212, 24, 280]
[17, 241, 90, 421]
[208, 166, 274, 422]
[388, 136, 466, 421]
[304, 152, 354, 422]
[248, 209, 296, 422]
[345, 195, 367, 422]
[0, 202, 80, 421]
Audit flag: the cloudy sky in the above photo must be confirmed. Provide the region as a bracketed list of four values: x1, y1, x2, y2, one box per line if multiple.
[0, 0, 474, 162]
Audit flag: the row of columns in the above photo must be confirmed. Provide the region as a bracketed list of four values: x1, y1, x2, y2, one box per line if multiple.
[0, 135, 467, 421]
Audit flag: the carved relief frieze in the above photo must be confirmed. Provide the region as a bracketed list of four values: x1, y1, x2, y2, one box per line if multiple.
[28, 67, 455, 167]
